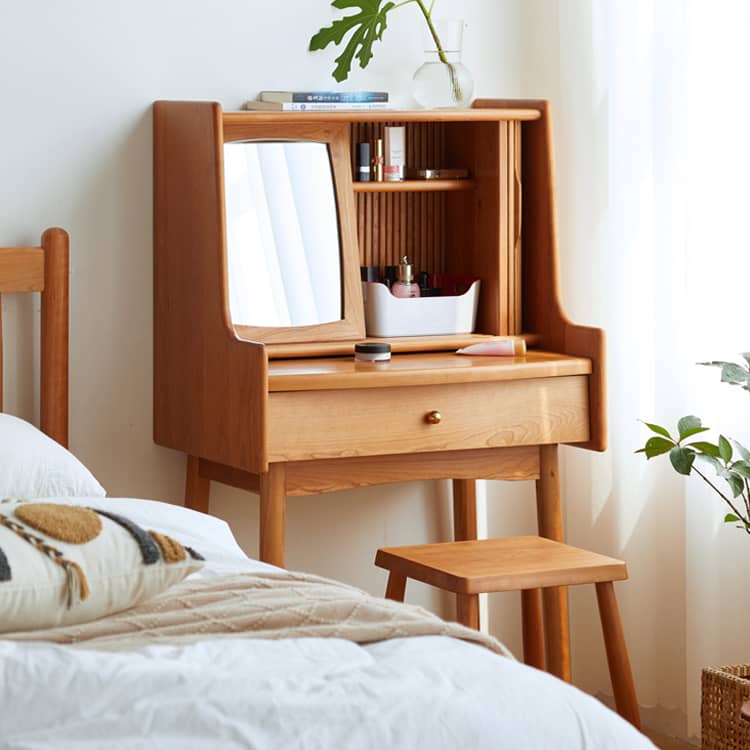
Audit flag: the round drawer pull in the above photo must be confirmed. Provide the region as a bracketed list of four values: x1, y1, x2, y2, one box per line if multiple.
[425, 410, 442, 425]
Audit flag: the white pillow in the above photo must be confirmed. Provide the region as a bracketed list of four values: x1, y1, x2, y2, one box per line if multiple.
[0, 499, 203, 632]
[0, 414, 105, 498]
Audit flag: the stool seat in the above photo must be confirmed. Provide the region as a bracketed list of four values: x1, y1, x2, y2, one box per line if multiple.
[375, 535, 640, 730]
[375, 536, 628, 594]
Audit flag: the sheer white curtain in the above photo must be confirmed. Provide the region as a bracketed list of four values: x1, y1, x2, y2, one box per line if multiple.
[517, 0, 750, 740]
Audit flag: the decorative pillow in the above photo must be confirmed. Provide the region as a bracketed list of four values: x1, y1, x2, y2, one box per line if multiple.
[0, 499, 204, 633]
[0, 414, 105, 498]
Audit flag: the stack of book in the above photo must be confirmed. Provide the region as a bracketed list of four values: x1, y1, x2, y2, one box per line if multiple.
[243, 91, 390, 111]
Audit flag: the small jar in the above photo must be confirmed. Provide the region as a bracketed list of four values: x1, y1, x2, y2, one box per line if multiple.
[354, 342, 391, 362]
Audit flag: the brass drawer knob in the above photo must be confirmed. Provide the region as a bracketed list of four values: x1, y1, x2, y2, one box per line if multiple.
[425, 410, 442, 425]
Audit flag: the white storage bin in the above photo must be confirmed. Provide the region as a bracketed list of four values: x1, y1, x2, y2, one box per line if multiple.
[363, 281, 480, 337]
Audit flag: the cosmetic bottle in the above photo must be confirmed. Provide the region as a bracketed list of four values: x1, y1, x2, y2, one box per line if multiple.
[372, 138, 384, 182]
[391, 256, 421, 298]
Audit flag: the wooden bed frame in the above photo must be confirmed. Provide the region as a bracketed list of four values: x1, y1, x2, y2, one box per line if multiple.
[0, 228, 69, 447]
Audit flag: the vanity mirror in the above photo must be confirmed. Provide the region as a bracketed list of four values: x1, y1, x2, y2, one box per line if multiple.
[224, 141, 342, 328]
[221, 121, 364, 347]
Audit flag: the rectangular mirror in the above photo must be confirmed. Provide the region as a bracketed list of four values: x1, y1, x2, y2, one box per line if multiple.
[224, 141, 342, 328]
[221, 121, 364, 349]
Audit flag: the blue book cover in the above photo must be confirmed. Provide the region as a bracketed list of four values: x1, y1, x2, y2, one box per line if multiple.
[259, 90, 389, 104]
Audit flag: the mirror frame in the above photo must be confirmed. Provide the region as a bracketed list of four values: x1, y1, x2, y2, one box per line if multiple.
[220, 121, 364, 346]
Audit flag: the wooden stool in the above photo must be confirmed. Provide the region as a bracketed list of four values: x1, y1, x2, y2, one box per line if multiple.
[375, 535, 640, 728]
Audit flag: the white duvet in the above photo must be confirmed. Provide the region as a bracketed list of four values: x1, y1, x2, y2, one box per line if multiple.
[0, 498, 655, 750]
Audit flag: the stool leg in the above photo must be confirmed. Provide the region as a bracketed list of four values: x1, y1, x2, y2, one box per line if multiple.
[385, 572, 407, 602]
[536, 445, 571, 682]
[595, 581, 641, 729]
[456, 593, 480, 629]
[521, 588, 545, 670]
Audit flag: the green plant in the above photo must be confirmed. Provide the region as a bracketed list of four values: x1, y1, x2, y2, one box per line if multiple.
[309, 0, 463, 99]
[637, 354, 750, 535]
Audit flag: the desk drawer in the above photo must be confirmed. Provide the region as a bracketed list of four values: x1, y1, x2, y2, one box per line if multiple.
[267, 376, 589, 462]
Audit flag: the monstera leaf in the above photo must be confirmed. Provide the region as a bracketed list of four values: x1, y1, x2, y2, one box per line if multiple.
[309, 0, 396, 82]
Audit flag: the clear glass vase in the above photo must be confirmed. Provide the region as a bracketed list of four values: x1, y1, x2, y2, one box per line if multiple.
[412, 19, 474, 109]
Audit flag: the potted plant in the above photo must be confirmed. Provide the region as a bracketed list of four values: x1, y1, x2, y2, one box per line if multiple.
[638, 354, 750, 749]
[637, 355, 750, 534]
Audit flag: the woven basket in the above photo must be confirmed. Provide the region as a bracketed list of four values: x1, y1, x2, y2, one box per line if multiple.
[702, 664, 750, 749]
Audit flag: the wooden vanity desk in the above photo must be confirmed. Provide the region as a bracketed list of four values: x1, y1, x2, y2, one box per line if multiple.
[153, 100, 606, 681]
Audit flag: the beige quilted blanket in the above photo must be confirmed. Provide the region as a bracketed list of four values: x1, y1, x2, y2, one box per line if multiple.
[4, 571, 512, 657]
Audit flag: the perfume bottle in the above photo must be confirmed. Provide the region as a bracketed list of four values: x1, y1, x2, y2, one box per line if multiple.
[391, 256, 421, 298]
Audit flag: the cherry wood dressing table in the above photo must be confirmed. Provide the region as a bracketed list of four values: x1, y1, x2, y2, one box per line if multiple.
[153, 99, 606, 682]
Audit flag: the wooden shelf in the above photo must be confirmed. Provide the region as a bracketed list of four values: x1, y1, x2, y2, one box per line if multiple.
[259, 333, 543, 360]
[353, 179, 475, 193]
[224, 108, 542, 125]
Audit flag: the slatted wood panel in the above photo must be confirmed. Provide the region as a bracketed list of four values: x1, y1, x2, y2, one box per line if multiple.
[351, 122, 447, 276]
[351, 120, 522, 337]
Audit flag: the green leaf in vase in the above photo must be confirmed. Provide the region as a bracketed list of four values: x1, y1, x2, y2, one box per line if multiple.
[309, 0, 396, 82]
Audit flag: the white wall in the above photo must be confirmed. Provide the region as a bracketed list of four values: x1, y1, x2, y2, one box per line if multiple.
[0, 1, 522, 617]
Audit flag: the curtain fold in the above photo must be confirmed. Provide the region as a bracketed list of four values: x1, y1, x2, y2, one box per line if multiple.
[515, 0, 750, 740]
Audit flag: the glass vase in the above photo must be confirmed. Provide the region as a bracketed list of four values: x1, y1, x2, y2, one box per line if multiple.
[412, 19, 474, 109]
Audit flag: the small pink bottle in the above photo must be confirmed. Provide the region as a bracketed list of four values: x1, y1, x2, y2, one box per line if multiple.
[391, 256, 421, 298]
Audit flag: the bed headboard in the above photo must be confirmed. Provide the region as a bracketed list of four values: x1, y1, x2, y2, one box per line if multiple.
[0, 228, 69, 447]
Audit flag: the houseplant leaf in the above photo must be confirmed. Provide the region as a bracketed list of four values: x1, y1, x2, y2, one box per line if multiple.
[732, 439, 750, 461]
[718, 435, 733, 463]
[641, 436, 675, 458]
[730, 460, 750, 479]
[725, 513, 741, 523]
[669, 446, 695, 475]
[309, 0, 396, 82]
[689, 441, 721, 457]
[677, 415, 707, 441]
[641, 421, 673, 440]
[724, 472, 744, 498]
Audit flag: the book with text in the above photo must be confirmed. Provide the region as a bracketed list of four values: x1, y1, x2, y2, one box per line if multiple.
[243, 101, 389, 112]
[259, 90, 388, 103]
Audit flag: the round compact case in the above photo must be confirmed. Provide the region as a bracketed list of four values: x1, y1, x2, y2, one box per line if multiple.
[354, 342, 391, 362]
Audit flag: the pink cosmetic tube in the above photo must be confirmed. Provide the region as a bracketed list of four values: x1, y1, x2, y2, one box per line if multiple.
[455, 339, 527, 356]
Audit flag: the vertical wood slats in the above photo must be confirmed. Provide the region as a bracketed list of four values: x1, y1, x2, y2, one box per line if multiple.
[349, 119, 521, 336]
[351, 122, 447, 277]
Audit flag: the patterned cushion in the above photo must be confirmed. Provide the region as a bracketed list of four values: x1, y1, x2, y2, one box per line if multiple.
[0, 499, 203, 632]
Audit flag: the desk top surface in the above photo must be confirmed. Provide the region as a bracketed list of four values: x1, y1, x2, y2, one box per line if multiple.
[268, 350, 591, 392]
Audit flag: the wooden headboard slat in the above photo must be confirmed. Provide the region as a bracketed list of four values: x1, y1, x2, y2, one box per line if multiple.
[40, 228, 69, 447]
[0, 229, 69, 447]
[0, 247, 45, 292]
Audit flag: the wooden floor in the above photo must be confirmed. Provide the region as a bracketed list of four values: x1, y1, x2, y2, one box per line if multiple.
[645, 730, 696, 749]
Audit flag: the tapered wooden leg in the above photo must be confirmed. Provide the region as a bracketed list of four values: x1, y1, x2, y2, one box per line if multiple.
[452, 479, 480, 629]
[521, 588, 545, 669]
[385, 572, 407, 601]
[259, 463, 286, 568]
[452, 479, 478, 541]
[535, 444, 571, 682]
[185, 455, 210, 513]
[456, 593, 480, 629]
[596, 581, 641, 729]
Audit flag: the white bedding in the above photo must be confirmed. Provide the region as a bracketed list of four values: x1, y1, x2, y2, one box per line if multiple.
[0, 498, 655, 749]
